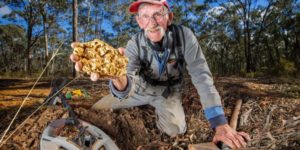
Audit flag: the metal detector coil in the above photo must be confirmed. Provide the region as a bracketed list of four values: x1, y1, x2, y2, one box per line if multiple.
[40, 118, 119, 150]
[40, 77, 119, 150]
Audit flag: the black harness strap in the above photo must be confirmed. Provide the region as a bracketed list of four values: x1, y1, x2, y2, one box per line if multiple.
[173, 25, 185, 79]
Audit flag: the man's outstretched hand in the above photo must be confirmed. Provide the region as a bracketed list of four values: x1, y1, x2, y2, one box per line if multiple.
[70, 42, 126, 82]
[70, 42, 127, 91]
[213, 124, 251, 149]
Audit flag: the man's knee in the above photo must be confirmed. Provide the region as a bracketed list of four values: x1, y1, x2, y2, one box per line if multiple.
[92, 94, 147, 110]
[91, 94, 117, 110]
[157, 121, 186, 137]
[154, 100, 186, 137]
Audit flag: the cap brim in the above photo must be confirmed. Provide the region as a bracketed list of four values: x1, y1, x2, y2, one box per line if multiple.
[129, 0, 169, 14]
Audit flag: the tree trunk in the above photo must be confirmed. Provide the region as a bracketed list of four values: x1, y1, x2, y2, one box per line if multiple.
[99, 11, 104, 39]
[232, 16, 242, 74]
[26, 5, 34, 76]
[244, 25, 250, 72]
[84, 0, 92, 41]
[265, 38, 274, 67]
[94, 11, 99, 39]
[42, 12, 49, 76]
[72, 0, 78, 77]
[237, 0, 254, 73]
[293, 32, 300, 70]
[246, 19, 254, 71]
[51, 52, 55, 74]
[220, 47, 224, 75]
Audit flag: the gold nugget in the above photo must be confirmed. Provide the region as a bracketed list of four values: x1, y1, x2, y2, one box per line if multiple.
[72, 39, 128, 78]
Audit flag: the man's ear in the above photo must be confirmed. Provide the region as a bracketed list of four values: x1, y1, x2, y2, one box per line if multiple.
[135, 15, 145, 29]
[167, 12, 174, 26]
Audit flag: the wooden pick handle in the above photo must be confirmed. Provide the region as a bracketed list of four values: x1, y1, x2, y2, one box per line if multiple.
[230, 99, 243, 130]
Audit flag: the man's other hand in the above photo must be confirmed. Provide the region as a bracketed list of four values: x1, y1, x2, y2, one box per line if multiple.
[213, 124, 251, 149]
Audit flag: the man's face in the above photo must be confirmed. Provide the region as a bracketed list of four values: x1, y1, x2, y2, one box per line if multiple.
[136, 4, 172, 42]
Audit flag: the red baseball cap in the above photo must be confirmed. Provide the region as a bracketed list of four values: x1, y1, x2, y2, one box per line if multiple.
[129, 0, 170, 14]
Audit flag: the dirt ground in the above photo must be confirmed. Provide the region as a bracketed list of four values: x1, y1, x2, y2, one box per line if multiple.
[0, 76, 299, 150]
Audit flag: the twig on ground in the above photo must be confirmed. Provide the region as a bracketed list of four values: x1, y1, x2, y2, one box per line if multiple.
[263, 105, 277, 132]
[267, 132, 276, 142]
[239, 108, 252, 126]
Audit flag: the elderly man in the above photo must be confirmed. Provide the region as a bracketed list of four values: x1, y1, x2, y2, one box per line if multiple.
[71, 0, 250, 148]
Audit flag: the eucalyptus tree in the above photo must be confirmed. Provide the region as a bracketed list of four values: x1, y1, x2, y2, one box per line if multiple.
[72, 0, 78, 77]
[35, 0, 69, 75]
[0, 25, 25, 74]
[275, 0, 299, 72]
[110, 0, 138, 47]
[205, 0, 260, 73]
[75, 0, 112, 41]
[84, 0, 92, 41]
[199, 1, 237, 74]
[250, 0, 298, 75]
[3, 0, 42, 75]
[203, 0, 299, 75]
[202, 0, 274, 75]
[169, 0, 199, 27]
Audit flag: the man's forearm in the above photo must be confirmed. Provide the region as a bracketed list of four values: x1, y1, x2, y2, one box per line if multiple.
[111, 75, 128, 91]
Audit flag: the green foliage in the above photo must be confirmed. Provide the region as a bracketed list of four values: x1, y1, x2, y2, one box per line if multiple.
[240, 71, 266, 78]
[0, 70, 27, 78]
[275, 59, 297, 76]
[240, 59, 298, 78]
[0, 24, 25, 43]
[0, 25, 26, 73]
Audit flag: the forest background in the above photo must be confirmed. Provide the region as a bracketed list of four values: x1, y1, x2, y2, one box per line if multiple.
[0, 1, 299, 149]
[0, 0, 299, 78]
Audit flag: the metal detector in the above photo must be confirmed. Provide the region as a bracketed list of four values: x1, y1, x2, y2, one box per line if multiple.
[40, 77, 119, 150]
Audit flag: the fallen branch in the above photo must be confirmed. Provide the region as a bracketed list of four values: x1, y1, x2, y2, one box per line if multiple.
[262, 105, 277, 132]
[239, 108, 252, 126]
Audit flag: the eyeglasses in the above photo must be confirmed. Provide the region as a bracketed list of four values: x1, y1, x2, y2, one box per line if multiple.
[137, 11, 169, 23]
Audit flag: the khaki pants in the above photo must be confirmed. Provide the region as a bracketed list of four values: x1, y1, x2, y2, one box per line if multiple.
[92, 91, 186, 137]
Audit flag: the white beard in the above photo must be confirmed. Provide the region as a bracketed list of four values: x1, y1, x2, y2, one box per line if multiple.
[145, 26, 166, 39]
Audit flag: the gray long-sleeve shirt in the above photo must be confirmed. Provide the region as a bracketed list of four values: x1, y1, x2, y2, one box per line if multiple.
[109, 24, 227, 128]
